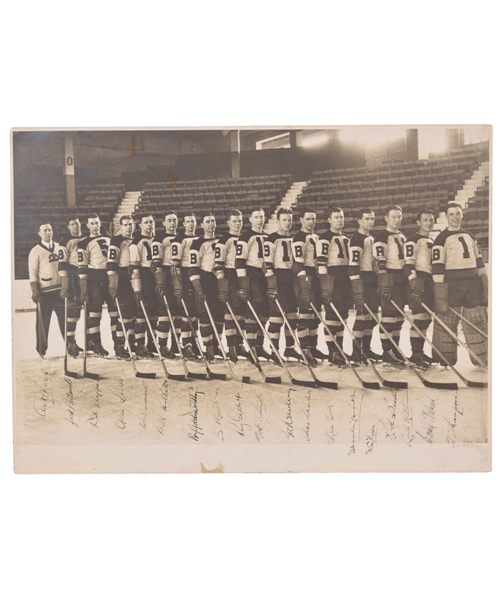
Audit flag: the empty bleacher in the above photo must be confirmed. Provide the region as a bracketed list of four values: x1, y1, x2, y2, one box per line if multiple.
[135, 174, 292, 235]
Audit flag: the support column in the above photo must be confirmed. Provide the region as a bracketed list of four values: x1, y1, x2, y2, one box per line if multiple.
[446, 128, 462, 151]
[405, 129, 419, 161]
[64, 134, 76, 208]
[230, 130, 240, 179]
[290, 130, 304, 148]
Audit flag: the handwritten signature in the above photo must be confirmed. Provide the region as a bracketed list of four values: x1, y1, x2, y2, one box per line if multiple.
[324, 404, 338, 445]
[281, 388, 295, 439]
[188, 387, 204, 441]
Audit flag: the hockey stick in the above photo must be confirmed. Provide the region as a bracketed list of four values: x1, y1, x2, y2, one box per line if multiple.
[139, 299, 185, 381]
[310, 303, 379, 390]
[36, 300, 48, 358]
[391, 301, 487, 389]
[162, 294, 206, 380]
[275, 299, 338, 389]
[449, 306, 488, 340]
[363, 303, 457, 390]
[203, 299, 250, 383]
[225, 301, 281, 384]
[116, 299, 155, 379]
[329, 302, 407, 389]
[246, 300, 316, 387]
[82, 299, 99, 380]
[180, 298, 226, 380]
[63, 297, 78, 378]
[421, 302, 487, 367]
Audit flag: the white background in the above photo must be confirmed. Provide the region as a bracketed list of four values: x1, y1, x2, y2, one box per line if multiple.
[1, 1, 498, 599]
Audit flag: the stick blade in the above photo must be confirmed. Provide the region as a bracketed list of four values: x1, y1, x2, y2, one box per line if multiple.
[467, 380, 488, 388]
[264, 376, 282, 384]
[188, 372, 209, 380]
[316, 380, 339, 390]
[168, 373, 186, 381]
[64, 369, 79, 379]
[422, 379, 458, 390]
[136, 372, 156, 379]
[363, 381, 381, 390]
[84, 371, 99, 380]
[383, 379, 408, 389]
[209, 372, 227, 381]
[291, 378, 317, 388]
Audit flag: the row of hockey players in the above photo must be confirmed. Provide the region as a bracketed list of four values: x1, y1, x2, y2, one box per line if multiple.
[28, 202, 488, 368]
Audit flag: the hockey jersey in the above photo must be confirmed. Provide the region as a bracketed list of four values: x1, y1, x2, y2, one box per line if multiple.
[171, 233, 199, 268]
[432, 228, 485, 282]
[129, 234, 159, 268]
[58, 234, 85, 272]
[373, 229, 406, 271]
[151, 232, 177, 268]
[264, 231, 294, 271]
[348, 231, 374, 278]
[292, 230, 318, 270]
[404, 232, 433, 276]
[77, 235, 111, 274]
[214, 232, 240, 273]
[235, 228, 267, 275]
[29, 242, 61, 292]
[107, 235, 134, 271]
[189, 236, 219, 276]
[316, 231, 350, 269]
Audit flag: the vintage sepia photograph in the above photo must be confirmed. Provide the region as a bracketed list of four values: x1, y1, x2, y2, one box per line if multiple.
[11, 125, 491, 473]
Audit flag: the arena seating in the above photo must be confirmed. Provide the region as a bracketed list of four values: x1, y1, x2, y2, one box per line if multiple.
[463, 175, 489, 256]
[14, 183, 125, 279]
[136, 174, 292, 235]
[293, 146, 486, 235]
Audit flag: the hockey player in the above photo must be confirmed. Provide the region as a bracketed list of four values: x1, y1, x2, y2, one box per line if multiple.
[152, 210, 180, 359]
[316, 207, 351, 366]
[403, 208, 435, 367]
[348, 208, 382, 363]
[372, 205, 407, 365]
[214, 209, 244, 363]
[170, 213, 200, 358]
[263, 208, 300, 361]
[107, 215, 136, 359]
[29, 223, 65, 358]
[129, 213, 160, 358]
[58, 216, 85, 357]
[77, 214, 114, 357]
[431, 202, 488, 366]
[235, 207, 272, 360]
[188, 213, 223, 361]
[291, 207, 326, 365]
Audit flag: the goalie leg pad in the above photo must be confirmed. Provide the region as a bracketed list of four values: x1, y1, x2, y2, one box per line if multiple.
[462, 305, 488, 366]
[431, 308, 460, 365]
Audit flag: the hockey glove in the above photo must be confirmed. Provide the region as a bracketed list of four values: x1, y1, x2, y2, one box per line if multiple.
[155, 267, 167, 302]
[59, 275, 70, 299]
[433, 282, 449, 313]
[217, 278, 229, 304]
[294, 274, 313, 311]
[319, 273, 334, 305]
[351, 278, 365, 313]
[191, 278, 206, 314]
[377, 272, 394, 303]
[30, 281, 41, 304]
[237, 276, 250, 303]
[108, 272, 119, 301]
[79, 277, 88, 304]
[481, 274, 488, 307]
[408, 277, 425, 311]
[171, 266, 183, 301]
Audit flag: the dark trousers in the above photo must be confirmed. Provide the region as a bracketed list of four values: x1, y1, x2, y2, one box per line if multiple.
[36, 290, 65, 355]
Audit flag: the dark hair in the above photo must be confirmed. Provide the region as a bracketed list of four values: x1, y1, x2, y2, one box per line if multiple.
[87, 213, 100, 221]
[327, 206, 343, 218]
[445, 202, 462, 214]
[385, 205, 402, 216]
[356, 208, 375, 220]
[299, 206, 316, 218]
[163, 210, 178, 219]
[201, 212, 216, 221]
[416, 207, 435, 221]
[67, 216, 80, 224]
[277, 207, 293, 218]
[226, 209, 242, 221]
[136, 213, 153, 223]
[250, 207, 266, 216]
[183, 212, 196, 221]
[119, 214, 134, 224]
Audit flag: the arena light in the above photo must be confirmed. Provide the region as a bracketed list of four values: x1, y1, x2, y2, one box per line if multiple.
[339, 127, 406, 148]
[302, 133, 328, 147]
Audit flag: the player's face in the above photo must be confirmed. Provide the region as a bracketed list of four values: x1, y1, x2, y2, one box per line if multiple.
[385, 210, 402, 231]
[329, 210, 344, 232]
[300, 212, 316, 233]
[278, 213, 293, 235]
[446, 207, 463, 230]
[87, 217, 101, 236]
[163, 213, 178, 234]
[121, 218, 134, 238]
[417, 213, 435, 234]
[140, 216, 155, 236]
[358, 212, 375, 233]
[202, 215, 216, 235]
[249, 210, 265, 232]
[68, 219, 81, 237]
[184, 216, 197, 235]
[38, 224, 53, 243]
[228, 214, 243, 236]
